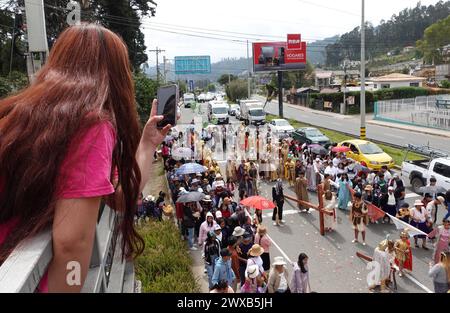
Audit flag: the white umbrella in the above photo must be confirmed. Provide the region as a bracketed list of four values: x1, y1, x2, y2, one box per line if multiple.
[171, 147, 192, 160]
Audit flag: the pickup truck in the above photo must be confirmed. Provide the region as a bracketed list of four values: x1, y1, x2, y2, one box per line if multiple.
[401, 144, 450, 193]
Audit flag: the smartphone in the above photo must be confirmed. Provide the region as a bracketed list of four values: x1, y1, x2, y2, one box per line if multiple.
[157, 84, 179, 129]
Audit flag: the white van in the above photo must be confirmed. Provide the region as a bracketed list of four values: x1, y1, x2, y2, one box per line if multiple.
[207, 101, 229, 124]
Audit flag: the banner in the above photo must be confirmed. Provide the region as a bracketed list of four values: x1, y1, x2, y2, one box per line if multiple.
[386, 213, 428, 238]
[364, 201, 386, 223]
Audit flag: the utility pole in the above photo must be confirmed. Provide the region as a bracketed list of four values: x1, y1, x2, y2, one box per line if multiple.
[9, 12, 17, 76]
[360, 0, 366, 140]
[246, 40, 251, 99]
[342, 59, 347, 114]
[278, 71, 283, 118]
[163, 55, 167, 83]
[149, 47, 165, 85]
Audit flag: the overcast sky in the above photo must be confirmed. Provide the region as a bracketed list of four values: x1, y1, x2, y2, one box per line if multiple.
[141, 0, 442, 64]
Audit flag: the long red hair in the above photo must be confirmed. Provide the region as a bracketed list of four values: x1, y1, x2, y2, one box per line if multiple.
[0, 24, 144, 261]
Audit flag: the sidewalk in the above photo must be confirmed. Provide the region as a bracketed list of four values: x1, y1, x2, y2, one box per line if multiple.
[190, 248, 210, 293]
[367, 119, 450, 138]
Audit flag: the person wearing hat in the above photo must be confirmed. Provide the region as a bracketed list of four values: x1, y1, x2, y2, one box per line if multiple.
[241, 265, 266, 293]
[410, 199, 430, 250]
[394, 230, 413, 277]
[267, 256, 290, 293]
[198, 212, 217, 247]
[362, 184, 374, 204]
[213, 223, 223, 246]
[380, 186, 396, 224]
[237, 232, 254, 288]
[211, 248, 236, 290]
[427, 218, 450, 265]
[246, 244, 267, 282]
[204, 231, 221, 289]
[426, 196, 446, 225]
[372, 235, 395, 292]
[254, 225, 271, 272]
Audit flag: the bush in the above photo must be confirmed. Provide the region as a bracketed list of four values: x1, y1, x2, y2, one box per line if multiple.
[226, 79, 248, 102]
[0, 76, 12, 98]
[440, 80, 450, 89]
[135, 220, 200, 293]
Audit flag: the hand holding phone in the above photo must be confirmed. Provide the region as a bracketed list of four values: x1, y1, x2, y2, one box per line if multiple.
[157, 84, 179, 129]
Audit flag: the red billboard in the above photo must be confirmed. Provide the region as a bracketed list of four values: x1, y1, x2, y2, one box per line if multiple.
[252, 34, 306, 72]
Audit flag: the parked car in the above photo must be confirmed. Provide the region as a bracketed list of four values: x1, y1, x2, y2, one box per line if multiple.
[268, 119, 295, 136]
[229, 104, 239, 116]
[338, 139, 394, 170]
[401, 144, 450, 193]
[292, 127, 331, 147]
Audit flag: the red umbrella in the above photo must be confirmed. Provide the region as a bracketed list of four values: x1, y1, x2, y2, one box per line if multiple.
[240, 196, 276, 210]
[332, 146, 351, 153]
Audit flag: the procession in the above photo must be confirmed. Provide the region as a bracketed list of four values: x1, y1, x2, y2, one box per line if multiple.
[141, 114, 450, 294]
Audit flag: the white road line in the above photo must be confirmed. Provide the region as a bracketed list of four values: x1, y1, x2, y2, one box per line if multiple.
[403, 272, 433, 293]
[384, 133, 404, 139]
[263, 209, 317, 218]
[405, 193, 420, 199]
[266, 234, 293, 264]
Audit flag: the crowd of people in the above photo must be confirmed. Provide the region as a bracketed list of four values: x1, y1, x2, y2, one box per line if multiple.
[156, 121, 450, 293]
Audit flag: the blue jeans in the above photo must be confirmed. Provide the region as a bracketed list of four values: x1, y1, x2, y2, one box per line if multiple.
[444, 205, 450, 221]
[187, 227, 195, 248]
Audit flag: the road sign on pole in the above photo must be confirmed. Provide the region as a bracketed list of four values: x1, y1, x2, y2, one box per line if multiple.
[189, 80, 194, 92]
[175, 56, 211, 75]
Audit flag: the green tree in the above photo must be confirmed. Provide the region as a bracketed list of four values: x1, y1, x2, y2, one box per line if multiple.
[225, 79, 247, 102]
[217, 74, 237, 85]
[134, 72, 158, 126]
[207, 84, 216, 92]
[417, 15, 450, 64]
[0, 76, 12, 98]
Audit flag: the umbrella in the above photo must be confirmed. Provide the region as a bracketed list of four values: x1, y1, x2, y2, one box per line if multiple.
[175, 162, 207, 175]
[176, 191, 205, 203]
[308, 144, 327, 156]
[171, 147, 193, 160]
[332, 146, 351, 153]
[240, 196, 276, 210]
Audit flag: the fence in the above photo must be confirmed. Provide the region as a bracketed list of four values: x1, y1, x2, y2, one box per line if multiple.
[0, 205, 136, 293]
[374, 95, 450, 131]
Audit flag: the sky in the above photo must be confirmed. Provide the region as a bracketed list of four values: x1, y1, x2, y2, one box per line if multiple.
[141, 0, 442, 64]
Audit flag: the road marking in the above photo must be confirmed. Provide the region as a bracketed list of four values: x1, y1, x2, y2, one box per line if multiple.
[263, 208, 317, 218]
[403, 272, 433, 293]
[266, 234, 293, 264]
[405, 193, 420, 199]
[384, 133, 404, 139]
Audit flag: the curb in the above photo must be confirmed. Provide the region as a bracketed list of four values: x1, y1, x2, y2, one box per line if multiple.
[367, 120, 450, 139]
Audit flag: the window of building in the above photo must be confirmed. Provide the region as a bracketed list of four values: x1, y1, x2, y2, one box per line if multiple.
[381, 84, 390, 89]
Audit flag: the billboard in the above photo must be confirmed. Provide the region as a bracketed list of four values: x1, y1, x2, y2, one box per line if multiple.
[252, 34, 307, 73]
[175, 56, 211, 75]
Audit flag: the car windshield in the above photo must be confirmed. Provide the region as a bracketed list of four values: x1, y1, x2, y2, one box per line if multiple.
[276, 120, 290, 126]
[305, 129, 323, 137]
[250, 109, 265, 116]
[359, 143, 383, 154]
[213, 107, 228, 114]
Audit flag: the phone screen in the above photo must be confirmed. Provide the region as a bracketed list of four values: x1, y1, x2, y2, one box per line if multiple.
[157, 84, 178, 129]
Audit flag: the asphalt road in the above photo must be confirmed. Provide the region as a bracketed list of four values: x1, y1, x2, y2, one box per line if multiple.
[178, 103, 443, 293]
[255, 95, 450, 153]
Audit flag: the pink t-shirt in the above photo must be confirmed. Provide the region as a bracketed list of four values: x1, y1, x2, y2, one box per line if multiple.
[0, 121, 116, 292]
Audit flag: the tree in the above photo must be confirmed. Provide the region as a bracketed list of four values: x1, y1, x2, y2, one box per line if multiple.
[417, 15, 450, 64]
[225, 79, 247, 102]
[134, 72, 158, 126]
[207, 83, 216, 92]
[217, 74, 237, 85]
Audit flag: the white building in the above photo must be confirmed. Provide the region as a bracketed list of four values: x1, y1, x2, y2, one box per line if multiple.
[369, 73, 426, 90]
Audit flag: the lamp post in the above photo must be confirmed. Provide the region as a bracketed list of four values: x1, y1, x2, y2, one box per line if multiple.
[360, 0, 366, 140]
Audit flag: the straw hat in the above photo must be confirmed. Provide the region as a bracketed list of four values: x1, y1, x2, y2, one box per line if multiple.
[162, 204, 173, 217]
[272, 256, 287, 266]
[247, 265, 260, 279]
[202, 195, 212, 202]
[437, 196, 445, 204]
[249, 244, 264, 257]
[414, 199, 424, 207]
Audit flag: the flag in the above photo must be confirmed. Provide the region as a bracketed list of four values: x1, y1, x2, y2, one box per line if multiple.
[364, 201, 385, 222]
[386, 213, 428, 238]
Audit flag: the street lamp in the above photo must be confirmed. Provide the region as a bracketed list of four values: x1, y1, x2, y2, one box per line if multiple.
[360, 0, 366, 140]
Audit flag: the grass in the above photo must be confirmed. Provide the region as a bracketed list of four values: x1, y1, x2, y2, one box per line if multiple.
[135, 220, 200, 293]
[267, 114, 424, 166]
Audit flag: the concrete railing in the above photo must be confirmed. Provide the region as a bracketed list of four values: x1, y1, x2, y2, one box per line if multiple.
[0, 205, 136, 293]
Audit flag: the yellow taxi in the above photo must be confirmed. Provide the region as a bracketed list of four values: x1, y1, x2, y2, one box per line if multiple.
[337, 139, 395, 170]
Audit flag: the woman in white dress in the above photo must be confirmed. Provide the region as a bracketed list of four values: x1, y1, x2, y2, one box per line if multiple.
[322, 190, 337, 232]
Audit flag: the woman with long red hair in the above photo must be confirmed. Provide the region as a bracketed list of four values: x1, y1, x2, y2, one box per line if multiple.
[0, 24, 170, 292]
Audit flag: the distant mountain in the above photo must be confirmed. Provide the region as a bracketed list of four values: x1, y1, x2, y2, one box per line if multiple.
[306, 35, 339, 66]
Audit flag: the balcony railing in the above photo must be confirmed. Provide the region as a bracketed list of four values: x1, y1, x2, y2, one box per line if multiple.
[0, 205, 136, 293]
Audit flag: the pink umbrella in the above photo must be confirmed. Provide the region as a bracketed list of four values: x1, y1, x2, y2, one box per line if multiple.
[332, 146, 351, 153]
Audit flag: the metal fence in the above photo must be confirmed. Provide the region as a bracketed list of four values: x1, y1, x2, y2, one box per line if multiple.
[0, 205, 136, 293]
[374, 95, 450, 130]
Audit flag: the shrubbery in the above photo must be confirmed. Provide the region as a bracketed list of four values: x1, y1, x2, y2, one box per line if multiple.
[226, 79, 248, 102]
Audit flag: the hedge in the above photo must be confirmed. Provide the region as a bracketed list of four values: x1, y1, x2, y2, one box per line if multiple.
[135, 220, 200, 293]
[308, 87, 450, 115]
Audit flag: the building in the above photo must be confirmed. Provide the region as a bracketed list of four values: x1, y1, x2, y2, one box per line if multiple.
[368, 73, 426, 90]
[436, 64, 450, 83]
[315, 71, 333, 90]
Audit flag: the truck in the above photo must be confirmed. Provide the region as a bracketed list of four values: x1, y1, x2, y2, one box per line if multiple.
[401, 144, 450, 194]
[207, 100, 229, 124]
[183, 93, 196, 108]
[239, 99, 266, 125]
